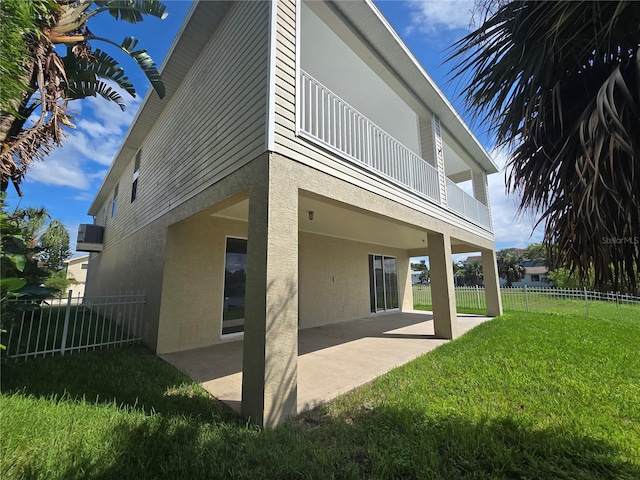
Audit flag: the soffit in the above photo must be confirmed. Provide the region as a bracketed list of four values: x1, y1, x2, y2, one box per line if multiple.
[211, 195, 475, 252]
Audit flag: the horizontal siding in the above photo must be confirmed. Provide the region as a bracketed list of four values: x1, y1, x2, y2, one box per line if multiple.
[102, 0, 270, 249]
[272, 0, 492, 240]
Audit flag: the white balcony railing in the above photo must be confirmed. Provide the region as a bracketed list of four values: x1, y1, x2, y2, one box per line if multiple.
[299, 70, 492, 231]
[446, 178, 491, 229]
[300, 70, 440, 203]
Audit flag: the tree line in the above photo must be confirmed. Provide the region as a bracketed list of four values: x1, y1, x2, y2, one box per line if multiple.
[413, 242, 638, 293]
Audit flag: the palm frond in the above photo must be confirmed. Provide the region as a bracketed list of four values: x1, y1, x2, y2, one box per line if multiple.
[448, 0, 640, 292]
[71, 49, 136, 97]
[118, 36, 164, 98]
[66, 79, 126, 110]
[87, 35, 164, 99]
[92, 0, 168, 23]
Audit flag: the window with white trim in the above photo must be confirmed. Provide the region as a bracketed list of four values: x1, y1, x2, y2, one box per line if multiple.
[131, 149, 141, 202]
[111, 183, 119, 217]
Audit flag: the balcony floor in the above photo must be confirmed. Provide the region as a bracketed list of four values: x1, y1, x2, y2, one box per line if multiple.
[160, 310, 491, 414]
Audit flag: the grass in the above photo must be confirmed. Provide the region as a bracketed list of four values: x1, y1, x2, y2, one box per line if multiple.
[414, 286, 640, 318]
[2, 306, 639, 479]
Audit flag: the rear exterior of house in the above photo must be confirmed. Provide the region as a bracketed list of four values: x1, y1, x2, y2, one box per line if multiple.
[81, 0, 502, 426]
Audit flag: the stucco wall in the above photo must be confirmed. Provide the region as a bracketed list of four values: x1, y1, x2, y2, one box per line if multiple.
[85, 154, 268, 352]
[157, 217, 247, 354]
[298, 231, 410, 328]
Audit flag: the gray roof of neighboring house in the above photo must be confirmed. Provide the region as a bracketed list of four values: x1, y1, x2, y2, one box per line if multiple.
[526, 266, 548, 275]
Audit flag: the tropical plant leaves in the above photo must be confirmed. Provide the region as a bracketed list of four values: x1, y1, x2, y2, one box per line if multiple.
[93, 0, 168, 23]
[448, 0, 640, 292]
[67, 48, 136, 97]
[118, 36, 164, 98]
[70, 80, 127, 109]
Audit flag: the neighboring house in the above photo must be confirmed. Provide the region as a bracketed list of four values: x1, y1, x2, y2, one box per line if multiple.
[500, 260, 550, 287]
[63, 255, 89, 298]
[79, 0, 503, 426]
[411, 270, 423, 284]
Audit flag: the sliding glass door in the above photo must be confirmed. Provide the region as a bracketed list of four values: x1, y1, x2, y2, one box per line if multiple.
[368, 254, 399, 313]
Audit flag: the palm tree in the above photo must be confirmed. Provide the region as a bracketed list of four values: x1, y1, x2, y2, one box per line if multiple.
[448, 1, 640, 292]
[40, 219, 71, 271]
[497, 249, 525, 287]
[14, 206, 50, 248]
[0, 0, 167, 195]
[462, 260, 483, 287]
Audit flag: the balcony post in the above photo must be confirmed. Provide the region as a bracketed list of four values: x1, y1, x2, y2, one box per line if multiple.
[431, 117, 448, 206]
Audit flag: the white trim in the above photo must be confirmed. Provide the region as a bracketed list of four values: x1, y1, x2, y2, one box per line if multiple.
[294, 0, 302, 137]
[265, 0, 278, 152]
[220, 235, 248, 339]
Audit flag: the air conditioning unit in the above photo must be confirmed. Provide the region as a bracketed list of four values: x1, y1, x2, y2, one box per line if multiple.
[77, 224, 104, 252]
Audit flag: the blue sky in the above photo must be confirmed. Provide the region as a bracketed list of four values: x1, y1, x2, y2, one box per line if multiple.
[7, 0, 542, 258]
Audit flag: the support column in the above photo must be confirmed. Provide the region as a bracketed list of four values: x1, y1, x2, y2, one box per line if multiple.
[427, 232, 457, 339]
[481, 248, 503, 317]
[241, 159, 298, 427]
[400, 255, 413, 312]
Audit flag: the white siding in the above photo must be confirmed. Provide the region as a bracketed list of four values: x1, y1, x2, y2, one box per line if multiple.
[102, 1, 270, 248]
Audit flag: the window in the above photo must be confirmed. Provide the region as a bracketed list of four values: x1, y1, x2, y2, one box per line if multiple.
[531, 274, 540, 282]
[111, 183, 119, 217]
[368, 254, 399, 312]
[131, 149, 141, 202]
[222, 237, 247, 336]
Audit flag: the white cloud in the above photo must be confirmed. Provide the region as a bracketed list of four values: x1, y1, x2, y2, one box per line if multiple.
[486, 149, 544, 249]
[406, 0, 475, 35]
[26, 85, 142, 189]
[29, 155, 92, 190]
[73, 192, 97, 202]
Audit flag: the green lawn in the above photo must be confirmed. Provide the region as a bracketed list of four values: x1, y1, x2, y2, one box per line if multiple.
[2, 308, 639, 479]
[413, 285, 640, 317]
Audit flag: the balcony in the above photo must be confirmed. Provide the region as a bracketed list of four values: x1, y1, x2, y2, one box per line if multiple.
[445, 179, 491, 230]
[299, 70, 491, 231]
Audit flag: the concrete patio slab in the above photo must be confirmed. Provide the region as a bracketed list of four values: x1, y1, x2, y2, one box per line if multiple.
[161, 310, 491, 414]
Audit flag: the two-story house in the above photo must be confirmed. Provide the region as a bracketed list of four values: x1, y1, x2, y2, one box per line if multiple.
[81, 0, 503, 426]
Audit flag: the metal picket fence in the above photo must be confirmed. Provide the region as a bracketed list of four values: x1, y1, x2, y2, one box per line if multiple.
[413, 285, 640, 315]
[2, 291, 146, 360]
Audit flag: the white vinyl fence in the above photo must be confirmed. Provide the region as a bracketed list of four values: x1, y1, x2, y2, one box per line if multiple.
[413, 285, 640, 316]
[2, 291, 145, 360]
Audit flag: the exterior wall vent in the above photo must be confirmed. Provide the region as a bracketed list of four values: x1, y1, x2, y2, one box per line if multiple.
[77, 224, 104, 252]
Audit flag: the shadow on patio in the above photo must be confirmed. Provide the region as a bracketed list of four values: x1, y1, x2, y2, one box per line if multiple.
[161, 310, 491, 413]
